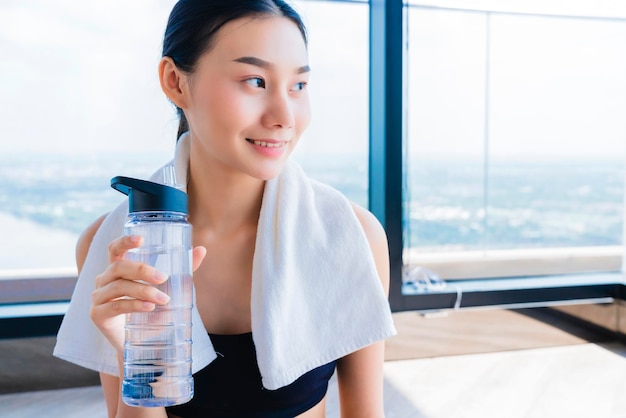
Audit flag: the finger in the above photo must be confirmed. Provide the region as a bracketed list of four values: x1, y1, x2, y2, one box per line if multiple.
[192, 246, 207, 272]
[108, 235, 143, 263]
[90, 297, 157, 322]
[92, 279, 170, 307]
[95, 259, 168, 289]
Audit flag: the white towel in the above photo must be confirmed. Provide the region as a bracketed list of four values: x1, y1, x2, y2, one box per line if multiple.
[54, 133, 396, 390]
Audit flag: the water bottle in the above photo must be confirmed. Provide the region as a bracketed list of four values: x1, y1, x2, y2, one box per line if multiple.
[111, 165, 193, 407]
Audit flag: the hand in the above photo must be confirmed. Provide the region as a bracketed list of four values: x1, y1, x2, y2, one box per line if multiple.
[89, 235, 207, 354]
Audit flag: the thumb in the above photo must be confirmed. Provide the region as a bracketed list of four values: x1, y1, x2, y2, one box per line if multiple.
[192, 246, 207, 272]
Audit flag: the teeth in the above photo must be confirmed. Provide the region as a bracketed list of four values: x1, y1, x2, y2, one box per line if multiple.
[251, 140, 284, 148]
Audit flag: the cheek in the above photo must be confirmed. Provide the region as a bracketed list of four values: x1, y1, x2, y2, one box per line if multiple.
[193, 82, 247, 130]
[295, 100, 311, 133]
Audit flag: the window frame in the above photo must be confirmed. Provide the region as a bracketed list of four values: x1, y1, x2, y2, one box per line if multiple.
[370, 1, 626, 312]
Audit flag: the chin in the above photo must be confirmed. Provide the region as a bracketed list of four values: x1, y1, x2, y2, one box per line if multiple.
[250, 161, 288, 181]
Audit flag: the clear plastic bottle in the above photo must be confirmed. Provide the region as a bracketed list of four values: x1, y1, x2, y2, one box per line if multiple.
[111, 166, 193, 407]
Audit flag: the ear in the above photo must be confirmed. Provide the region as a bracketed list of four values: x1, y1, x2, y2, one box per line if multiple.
[158, 57, 189, 109]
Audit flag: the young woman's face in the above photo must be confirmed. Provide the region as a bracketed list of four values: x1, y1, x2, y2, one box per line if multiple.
[184, 16, 310, 180]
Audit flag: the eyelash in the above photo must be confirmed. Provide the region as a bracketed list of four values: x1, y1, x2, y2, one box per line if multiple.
[244, 77, 308, 92]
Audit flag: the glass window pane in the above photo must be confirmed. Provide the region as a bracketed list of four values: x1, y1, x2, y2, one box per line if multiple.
[1, 1, 177, 270]
[488, 14, 626, 249]
[404, 4, 626, 283]
[405, 8, 488, 252]
[292, 1, 370, 208]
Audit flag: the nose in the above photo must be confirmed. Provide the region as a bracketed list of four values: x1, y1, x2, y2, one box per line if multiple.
[262, 90, 295, 129]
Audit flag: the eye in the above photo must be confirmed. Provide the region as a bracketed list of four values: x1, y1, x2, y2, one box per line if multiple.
[245, 77, 265, 88]
[291, 81, 308, 92]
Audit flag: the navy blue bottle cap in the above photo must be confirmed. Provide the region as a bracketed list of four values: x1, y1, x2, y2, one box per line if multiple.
[111, 176, 188, 214]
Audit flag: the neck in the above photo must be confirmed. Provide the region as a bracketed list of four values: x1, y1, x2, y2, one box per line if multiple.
[187, 154, 264, 235]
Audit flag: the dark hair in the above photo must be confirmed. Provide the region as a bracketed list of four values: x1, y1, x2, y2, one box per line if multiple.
[162, 0, 308, 140]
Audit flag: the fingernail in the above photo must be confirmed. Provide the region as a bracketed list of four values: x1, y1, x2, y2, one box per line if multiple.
[129, 236, 142, 244]
[153, 271, 169, 282]
[156, 291, 170, 304]
[142, 301, 155, 310]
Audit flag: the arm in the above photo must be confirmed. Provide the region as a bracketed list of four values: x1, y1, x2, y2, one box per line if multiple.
[75, 215, 121, 415]
[76, 215, 170, 418]
[80, 215, 207, 418]
[75, 213, 107, 273]
[336, 203, 391, 418]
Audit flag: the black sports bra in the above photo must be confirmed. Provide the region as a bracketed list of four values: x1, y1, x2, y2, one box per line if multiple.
[166, 333, 337, 418]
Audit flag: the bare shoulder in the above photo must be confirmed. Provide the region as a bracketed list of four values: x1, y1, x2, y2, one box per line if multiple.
[350, 203, 387, 248]
[75, 213, 108, 274]
[350, 202, 390, 294]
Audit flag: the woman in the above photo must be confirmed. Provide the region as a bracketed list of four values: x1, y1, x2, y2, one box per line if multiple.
[54, 1, 395, 417]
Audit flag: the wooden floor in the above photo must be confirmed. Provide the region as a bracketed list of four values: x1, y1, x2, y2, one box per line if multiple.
[3, 308, 626, 417]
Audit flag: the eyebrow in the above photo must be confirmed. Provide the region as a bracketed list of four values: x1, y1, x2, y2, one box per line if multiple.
[233, 56, 310, 74]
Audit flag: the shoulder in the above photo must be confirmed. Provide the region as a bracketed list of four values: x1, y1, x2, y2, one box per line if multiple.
[75, 213, 108, 274]
[350, 202, 390, 295]
[350, 203, 386, 248]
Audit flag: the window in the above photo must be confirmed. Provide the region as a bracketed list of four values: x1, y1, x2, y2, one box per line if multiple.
[0, 0, 368, 272]
[403, 4, 626, 284]
[4, 0, 624, 315]
[1, 1, 178, 271]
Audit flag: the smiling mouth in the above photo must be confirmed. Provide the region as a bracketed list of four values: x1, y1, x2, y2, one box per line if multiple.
[246, 139, 288, 148]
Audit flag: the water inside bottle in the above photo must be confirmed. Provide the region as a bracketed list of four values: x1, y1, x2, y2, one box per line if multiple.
[123, 244, 194, 407]
[123, 298, 193, 406]
[122, 326, 193, 407]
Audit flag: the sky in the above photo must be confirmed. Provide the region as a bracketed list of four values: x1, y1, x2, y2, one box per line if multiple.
[407, 4, 626, 160]
[0, 0, 369, 157]
[1, 0, 625, 159]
